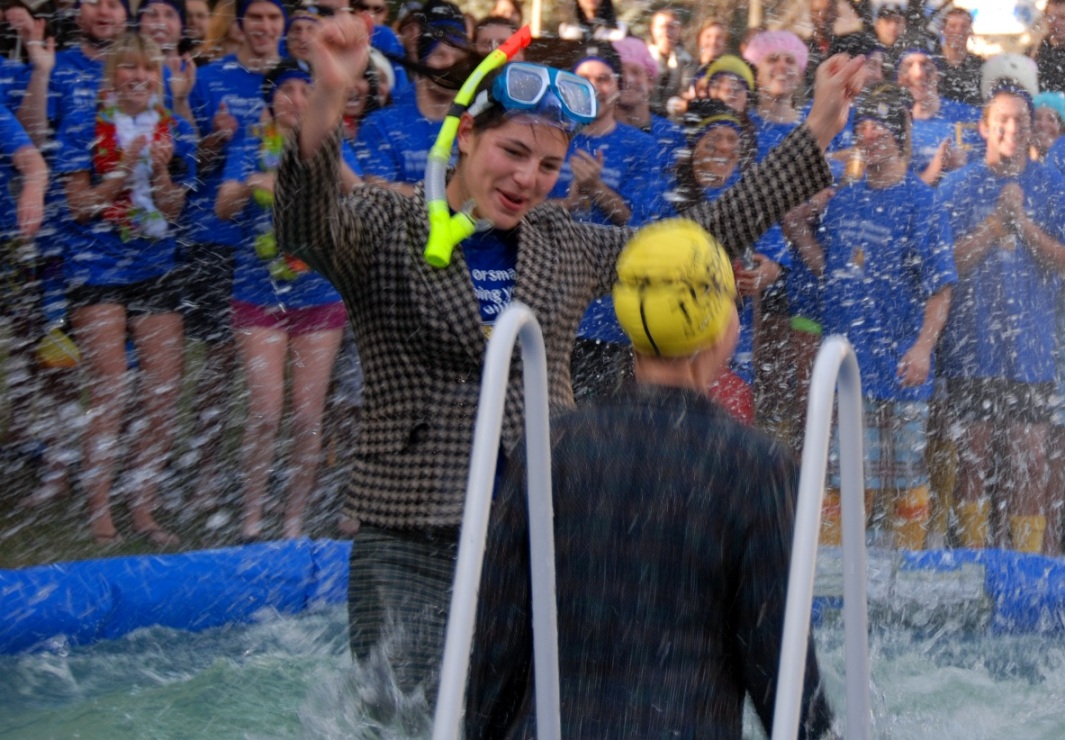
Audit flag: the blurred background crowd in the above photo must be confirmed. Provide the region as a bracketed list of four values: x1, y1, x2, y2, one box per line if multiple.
[2, 0, 1065, 564]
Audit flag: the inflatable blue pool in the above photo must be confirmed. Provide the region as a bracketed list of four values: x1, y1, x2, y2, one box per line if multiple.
[3, 540, 1065, 655]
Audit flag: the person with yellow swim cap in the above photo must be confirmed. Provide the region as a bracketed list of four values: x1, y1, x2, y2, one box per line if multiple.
[467, 220, 834, 738]
[613, 218, 739, 369]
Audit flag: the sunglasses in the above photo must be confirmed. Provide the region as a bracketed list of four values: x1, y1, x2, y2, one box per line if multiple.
[356, 1, 388, 14]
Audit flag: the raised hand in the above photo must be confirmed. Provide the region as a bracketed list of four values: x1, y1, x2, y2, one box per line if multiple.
[734, 253, 782, 298]
[122, 134, 150, 173]
[570, 149, 603, 192]
[151, 129, 174, 174]
[308, 11, 372, 99]
[24, 19, 54, 73]
[299, 11, 373, 159]
[166, 55, 197, 102]
[211, 101, 239, 142]
[806, 54, 867, 150]
[997, 181, 1026, 222]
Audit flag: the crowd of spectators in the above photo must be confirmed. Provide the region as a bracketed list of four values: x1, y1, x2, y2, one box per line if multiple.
[3, 0, 1065, 555]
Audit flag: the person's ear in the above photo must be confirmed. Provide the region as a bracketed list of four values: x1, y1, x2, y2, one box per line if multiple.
[456, 111, 477, 156]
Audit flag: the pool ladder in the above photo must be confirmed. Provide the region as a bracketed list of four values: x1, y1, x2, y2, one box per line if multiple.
[432, 304, 873, 740]
[432, 302, 562, 740]
[772, 335, 872, 740]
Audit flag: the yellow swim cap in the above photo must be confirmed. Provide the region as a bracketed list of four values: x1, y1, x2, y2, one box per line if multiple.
[613, 219, 736, 358]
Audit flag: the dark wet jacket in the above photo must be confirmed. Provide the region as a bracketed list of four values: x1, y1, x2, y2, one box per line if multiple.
[466, 385, 833, 739]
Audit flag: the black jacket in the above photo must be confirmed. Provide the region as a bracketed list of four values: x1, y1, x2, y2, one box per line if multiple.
[466, 385, 833, 739]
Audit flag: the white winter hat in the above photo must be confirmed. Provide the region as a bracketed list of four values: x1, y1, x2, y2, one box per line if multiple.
[981, 53, 1039, 102]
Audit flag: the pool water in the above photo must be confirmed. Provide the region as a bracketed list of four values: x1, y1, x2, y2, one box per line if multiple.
[3, 605, 1065, 739]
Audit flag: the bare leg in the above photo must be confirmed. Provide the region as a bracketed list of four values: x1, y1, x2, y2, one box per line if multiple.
[187, 339, 237, 504]
[1046, 426, 1065, 556]
[282, 328, 342, 538]
[953, 419, 993, 548]
[127, 311, 185, 546]
[1006, 422, 1050, 553]
[71, 303, 130, 544]
[236, 325, 288, 540]
[790, 328, 821, 458]
[753, 313, 795, 443]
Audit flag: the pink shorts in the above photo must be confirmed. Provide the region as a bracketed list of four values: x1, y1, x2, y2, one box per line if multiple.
[231, 299, 348, 337]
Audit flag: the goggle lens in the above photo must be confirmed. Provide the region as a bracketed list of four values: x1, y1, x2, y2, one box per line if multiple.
[556, 73, 596, 120]
[505, 65, 548, 105]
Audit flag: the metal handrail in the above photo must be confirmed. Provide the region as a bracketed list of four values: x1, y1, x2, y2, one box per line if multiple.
[772, 335, 872, 740]
[432, 302, 561, 740]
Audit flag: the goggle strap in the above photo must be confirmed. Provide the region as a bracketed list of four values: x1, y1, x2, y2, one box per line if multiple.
[467, 90, 491, 118]
[447, 101, 471, 119]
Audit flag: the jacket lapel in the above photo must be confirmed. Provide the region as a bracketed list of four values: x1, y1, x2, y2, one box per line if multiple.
[513, 209, 564, 325]
[409, 188, 488, 366]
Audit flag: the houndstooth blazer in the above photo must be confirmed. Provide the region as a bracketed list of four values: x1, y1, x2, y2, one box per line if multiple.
[275, 126, 831, 530]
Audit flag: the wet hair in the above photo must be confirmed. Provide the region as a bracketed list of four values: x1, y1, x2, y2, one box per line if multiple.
[467, 66, 577, 140]
[474, 14, 517, 36]
[104, 32, 164, 86]
[942, 7, 973, 24]
[982, 79, 1035, 123]
[854, 83, 914, 159]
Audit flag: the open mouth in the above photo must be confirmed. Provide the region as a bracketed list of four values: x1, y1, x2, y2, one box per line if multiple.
[497, 189, 526, 213]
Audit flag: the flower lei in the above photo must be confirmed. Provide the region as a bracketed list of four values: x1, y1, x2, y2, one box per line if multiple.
[92, 94, 173, 242]
[252, 122, 309, 281]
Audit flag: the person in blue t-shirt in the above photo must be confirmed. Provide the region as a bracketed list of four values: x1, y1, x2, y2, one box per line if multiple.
[936, 82, 1065, 554]
[0, 102, 51, 489]
[0, 0, 50, 114]
[1033, 91, 1065, 162]
[9, 0, 132, 512]
[791, 85, 956, 550]
[895, 45, 981, 186]
[552, 47, 668, 403]
[16, 0, 130, 146]
[136, 0, 197, 122]
[743, 29, 816, 453]
[673, 101, 757, 425]
[216, 60, 347, 541]
[54, 34, 198, 547]
[612, 36, 686, 174]
[183, 0, 285, 499]
[14, 0, 131, 315]
[352, 0, 468, 194]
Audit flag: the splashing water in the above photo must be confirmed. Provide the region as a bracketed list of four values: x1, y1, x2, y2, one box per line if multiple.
[3, 600, 1065, 739]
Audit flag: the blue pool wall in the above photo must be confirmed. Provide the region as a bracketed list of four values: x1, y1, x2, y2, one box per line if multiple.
[0, 539, 351, 655]
[3, 541, 1065, 654]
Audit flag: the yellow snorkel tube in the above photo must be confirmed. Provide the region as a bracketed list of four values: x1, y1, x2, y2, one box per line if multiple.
[423, 26, 532, 268]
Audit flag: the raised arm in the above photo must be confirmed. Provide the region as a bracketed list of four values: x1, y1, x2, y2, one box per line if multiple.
[275, 12, 374, 274]
[15, 23, 53, 147]
[688, 55, 866, 258]
[299, 12, 370, 162]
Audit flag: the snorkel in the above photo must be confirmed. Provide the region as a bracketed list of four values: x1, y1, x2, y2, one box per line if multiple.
[423, 25, 532, 268]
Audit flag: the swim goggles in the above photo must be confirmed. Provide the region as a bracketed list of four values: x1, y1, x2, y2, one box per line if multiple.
[468, 62, 598, 132]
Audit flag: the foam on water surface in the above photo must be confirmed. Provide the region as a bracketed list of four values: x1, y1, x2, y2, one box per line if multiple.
[4, 598, 1065, 739]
